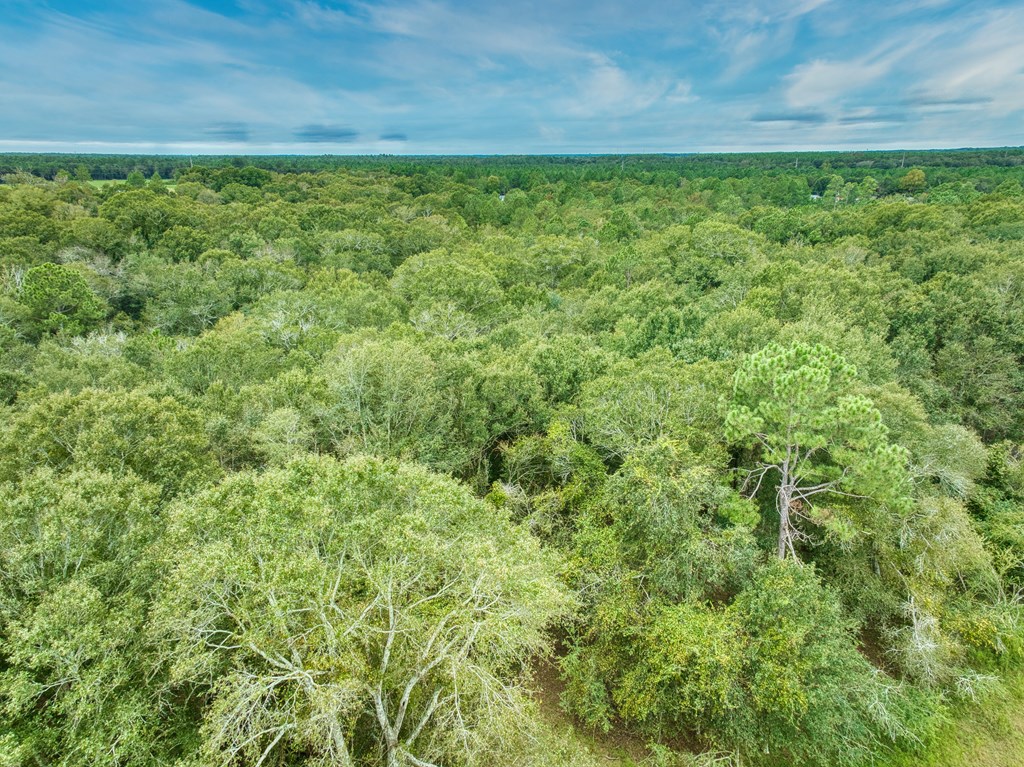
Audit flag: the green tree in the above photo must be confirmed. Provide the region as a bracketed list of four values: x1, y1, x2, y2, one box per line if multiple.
[858, 176, 879, 201]
[0, 469, 184, 766]
[577, 351, 727, 460]
[680, 220, 765, 289]
[613, 561, 930, 767]
[155, 455, 569, 767]
[320, 336, 460, 469]
[20, 262, 106, 337]
[824, 173, 846, 206]
[900, 168, 927, 194]
[725, 342, 909, 559]
[391, 247, 503, 338]
[0, 388, 219, 496]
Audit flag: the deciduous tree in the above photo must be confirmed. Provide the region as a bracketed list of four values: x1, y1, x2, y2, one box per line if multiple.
[154, 455, 569, 767]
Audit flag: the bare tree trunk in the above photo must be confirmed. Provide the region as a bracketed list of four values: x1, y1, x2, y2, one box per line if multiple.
[777, 481, 795, 560]
[778, 487, 790, 559]
[777, 448, 794, 560]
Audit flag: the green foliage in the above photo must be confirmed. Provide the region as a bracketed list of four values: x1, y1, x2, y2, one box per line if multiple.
[0, 388, 220, 496]
[577, 440, 756, 602]
[577, 352, 728, 459]
[321, 335, 463, 470]
[0, 469, 190, 766]
[391, 247, 503, 336]
[1, 153, 1022, 766]
[726, 342, 910, 558]
[154, 455, 570, 767]
[567, 561, 937, 767]
[19, 262, 107, 338]
[902, 169, 928, 193]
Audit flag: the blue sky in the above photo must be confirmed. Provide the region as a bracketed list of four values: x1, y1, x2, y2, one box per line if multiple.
[1, 0, 1022, 153]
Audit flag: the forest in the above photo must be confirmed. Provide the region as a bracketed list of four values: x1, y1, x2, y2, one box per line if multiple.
[1, 151, 1023, 767]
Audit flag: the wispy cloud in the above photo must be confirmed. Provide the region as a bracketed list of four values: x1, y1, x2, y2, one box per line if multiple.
[784, 56, 896, 110]
[564, 57, 671, 118]
[292, 1, 357, 27]
[360, 0, 579, 64]
[912, 8, 1024, 113]
[0, 0, 1020, 152]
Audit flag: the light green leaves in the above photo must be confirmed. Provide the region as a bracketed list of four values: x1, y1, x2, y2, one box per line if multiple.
[0, 469, 171, 767]
[155, 455, 570, 767]
[0, 388, 220, 497]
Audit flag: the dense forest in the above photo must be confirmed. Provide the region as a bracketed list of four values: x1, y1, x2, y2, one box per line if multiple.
[1, 151, 1023, 767]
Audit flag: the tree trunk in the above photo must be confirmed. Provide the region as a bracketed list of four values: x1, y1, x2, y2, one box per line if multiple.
[386, 740, 400, 767]
[777, 484, 793, 560]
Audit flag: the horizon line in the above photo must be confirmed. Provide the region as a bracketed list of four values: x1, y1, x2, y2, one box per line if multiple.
[2, 145, 1023, 159]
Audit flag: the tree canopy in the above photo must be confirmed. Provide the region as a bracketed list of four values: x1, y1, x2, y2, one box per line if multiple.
[1, 151, 1022, 766]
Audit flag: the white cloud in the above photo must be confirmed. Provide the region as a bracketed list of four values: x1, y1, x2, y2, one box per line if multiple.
[536, 123, 566, 144]
[784, 56, 894, 109]
[913, 9, 1024, 114]
[358, 0, 579, 64]
[0, 4, 353, 143]
[779, 3, 1024, 138]
[705, 0, 837, 81]
[2, 0, 1020, 153]
[292, 2, 357, 27]
[783, 0, 833, 17]
[665, 81, 698, 104]
[563, 58, 670, 118]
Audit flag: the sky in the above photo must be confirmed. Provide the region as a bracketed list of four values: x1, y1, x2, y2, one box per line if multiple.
[1, 0, 1023, 154]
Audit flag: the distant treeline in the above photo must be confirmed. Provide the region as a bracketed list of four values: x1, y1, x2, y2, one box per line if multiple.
[3, 147, 1024, 191]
